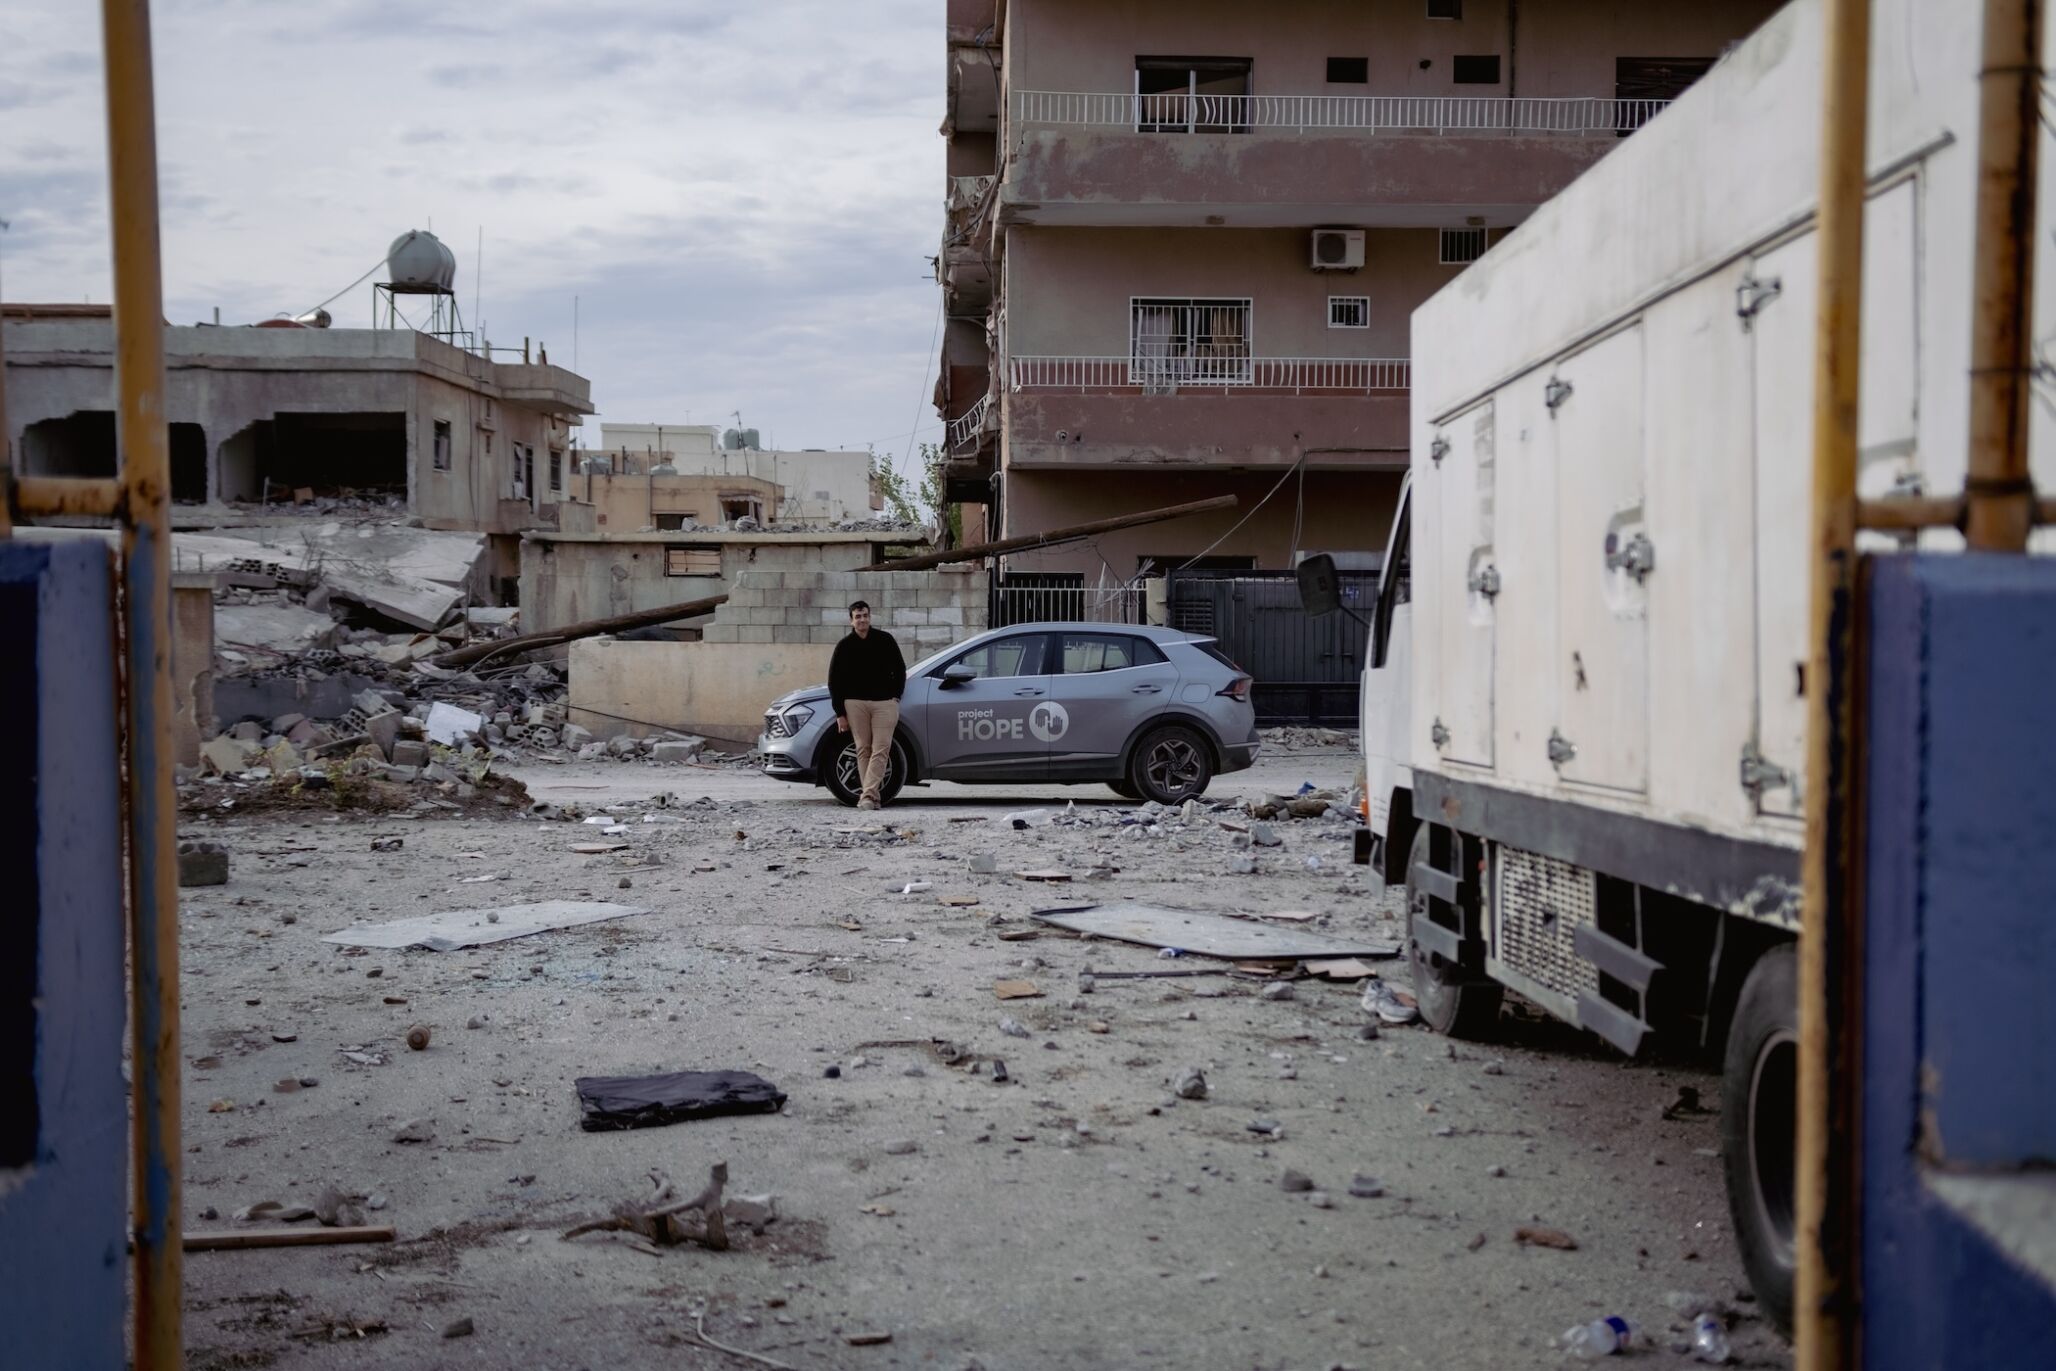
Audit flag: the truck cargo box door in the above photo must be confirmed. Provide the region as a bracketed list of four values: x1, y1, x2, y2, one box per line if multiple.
[1749, 235, 1814, 818]
[1427, 401, 1497, 769]
[1550, 325, 1650, 794]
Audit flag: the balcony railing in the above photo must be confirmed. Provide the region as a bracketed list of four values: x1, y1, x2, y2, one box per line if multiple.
[1010, 355, 1410, 393]
[1013, 90, 1669, 136]
[946, 393, 993, 452]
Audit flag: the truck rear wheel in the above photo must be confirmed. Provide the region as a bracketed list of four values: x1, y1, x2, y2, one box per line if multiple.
[1721, 942, 1798, 1335]
[1405, 825, 1503, 1038]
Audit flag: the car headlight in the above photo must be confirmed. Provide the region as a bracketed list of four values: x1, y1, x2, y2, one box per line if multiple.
[766, 704, 814, 738]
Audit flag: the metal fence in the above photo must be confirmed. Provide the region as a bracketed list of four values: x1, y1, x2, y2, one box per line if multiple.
[1010, 355, 1410, 393]
[1014, 90, 1671, 136]
[946, 393, 992, 452]
[990, 574, 1146, 628]
[1166, 569, 1377, 727]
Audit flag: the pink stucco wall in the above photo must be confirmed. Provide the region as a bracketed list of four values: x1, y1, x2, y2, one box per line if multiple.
[1005, 0, 1783, 101]
[1006, 225, 1464, 358]
[1002, 467, 1402, 577]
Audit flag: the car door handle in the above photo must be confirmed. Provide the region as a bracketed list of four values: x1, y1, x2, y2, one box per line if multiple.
[1013, 687, 1044, 697]
[1131, 684, 1163, 694]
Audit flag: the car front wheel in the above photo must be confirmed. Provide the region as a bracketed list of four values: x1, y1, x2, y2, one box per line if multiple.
[822, 734, 907, 807]
[1127, 725, 1213, 804]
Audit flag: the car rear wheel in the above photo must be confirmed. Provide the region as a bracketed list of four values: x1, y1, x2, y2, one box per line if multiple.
[1722, 942, 1797, 1335]
[1127, 725, 1213, 804]
[822, 733, 907, 807]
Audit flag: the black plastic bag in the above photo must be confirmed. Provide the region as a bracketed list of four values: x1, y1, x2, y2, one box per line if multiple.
[574, 1069, 787, 1132]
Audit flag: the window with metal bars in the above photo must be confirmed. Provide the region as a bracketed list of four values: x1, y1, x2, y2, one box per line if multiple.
[1427, 0, 1463, 19]
[1439, 228, 1488, 265]
[1130, 298, 1252, 384]
[1328, 296, 1370, 329]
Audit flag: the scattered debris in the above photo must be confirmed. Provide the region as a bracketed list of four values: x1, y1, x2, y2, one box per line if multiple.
[1031, 903, 1399, 961]
[323, 900, 650, 951]
[998, 1017, 1032, 1039]
[177, 840, 230, 887]
[574, 1069, 786, 1132]
[562, 1161, 734, 1251]
[1280, 1169, 1314, 1193]
[405, 1024, 431, 1051]
[1348, 1174, 1385, 1198]
[1514, 1225, 1579, 1250]
[392, 1118, 435, 1144]
[993, 980, 1041, 1000]
[442, 1316, 475, 1339]
[1174, 1068, 1209, 1100]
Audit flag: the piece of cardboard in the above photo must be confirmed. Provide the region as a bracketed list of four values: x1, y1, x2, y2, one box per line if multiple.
[322, 900, 649, 952]
[992, 979, 1042, 1000]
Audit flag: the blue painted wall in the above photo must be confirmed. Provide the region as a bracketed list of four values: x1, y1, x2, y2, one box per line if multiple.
[0, 541, 126, 1368]
[1862, 554, 2056, 1369]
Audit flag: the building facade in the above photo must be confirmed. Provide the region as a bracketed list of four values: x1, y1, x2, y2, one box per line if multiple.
[937, 0, 1784, 580]
[1, 309, 593, 537]
[587, 422, 882, 526]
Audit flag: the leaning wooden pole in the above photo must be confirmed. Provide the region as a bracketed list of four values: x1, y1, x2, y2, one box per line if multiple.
[862, 494, 1239, 572]
[1963, 0, 2045, 551]
[102, 1, 183, 1366]
[1797, 0, 1871, 1365]
[430, 592, 730, 668]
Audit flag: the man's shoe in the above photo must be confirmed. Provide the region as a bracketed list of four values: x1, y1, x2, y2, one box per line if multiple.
[857, 798, 879, 811]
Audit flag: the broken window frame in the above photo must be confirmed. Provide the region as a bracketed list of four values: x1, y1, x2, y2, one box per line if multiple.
[664, 546, 723, 577]
[432, 419, 452, 472]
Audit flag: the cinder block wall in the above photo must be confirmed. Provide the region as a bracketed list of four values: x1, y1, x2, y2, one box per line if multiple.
[702, 567, 987, 656]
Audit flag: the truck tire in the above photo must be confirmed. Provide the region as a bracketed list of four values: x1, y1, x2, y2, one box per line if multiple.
[1721, 942, 1798, 1335]
[1127, 725, 1213, 804]
[1405, 825, 1503, 1038]
[822, 733, 907, 808]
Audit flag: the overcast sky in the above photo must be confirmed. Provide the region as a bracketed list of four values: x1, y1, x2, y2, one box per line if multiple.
[1, 0, 943, 470]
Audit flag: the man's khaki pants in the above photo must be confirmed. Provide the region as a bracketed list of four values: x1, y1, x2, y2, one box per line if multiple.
[846, 698, 900, 805]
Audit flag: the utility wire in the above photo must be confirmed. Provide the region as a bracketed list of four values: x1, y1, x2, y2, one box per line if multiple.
[295, 255, 388, 320]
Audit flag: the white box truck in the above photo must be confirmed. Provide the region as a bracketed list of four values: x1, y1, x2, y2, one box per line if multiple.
[1351, 0, 2054, 1330]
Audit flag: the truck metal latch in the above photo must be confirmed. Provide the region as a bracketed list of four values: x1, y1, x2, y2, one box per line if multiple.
[1467, 564, 1502, 598]
[1605, 531, 1656, 582]
[1735, 273, 1783, 329]
[1544, 377, 1573, 411]
[1430, 718, 1451, 749]
[1547, 729, 1577, 768]
[1739, 744, 1793, 798]
[1430, 436, 1450, 464]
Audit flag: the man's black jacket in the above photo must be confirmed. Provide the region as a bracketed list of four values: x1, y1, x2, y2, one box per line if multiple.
[829, 629, 907, 717]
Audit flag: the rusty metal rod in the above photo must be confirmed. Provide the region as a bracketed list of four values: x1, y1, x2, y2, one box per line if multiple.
[101, 1, 182, 1365]
[861, 494, 1239, 571]
[1964, 0, 2045, 550]
[12, 474, 126, 519]
[1854, 496, 1966, 531]
[1798, 0, 1872, 1364]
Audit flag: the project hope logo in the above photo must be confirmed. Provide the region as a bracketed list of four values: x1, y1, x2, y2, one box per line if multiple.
[956, 702, 1070, 743]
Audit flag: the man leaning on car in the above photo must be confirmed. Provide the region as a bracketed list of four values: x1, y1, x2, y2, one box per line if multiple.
[828, 600, 906, 809]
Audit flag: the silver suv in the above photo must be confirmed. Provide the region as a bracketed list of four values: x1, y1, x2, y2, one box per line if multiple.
[760, 622, 1259, 806]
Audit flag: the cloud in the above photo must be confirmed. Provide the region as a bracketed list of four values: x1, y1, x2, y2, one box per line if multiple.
[4, 0, 944, 449]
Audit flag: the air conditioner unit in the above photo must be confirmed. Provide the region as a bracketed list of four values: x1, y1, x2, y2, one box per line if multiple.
[1311, 229, 1365, 271]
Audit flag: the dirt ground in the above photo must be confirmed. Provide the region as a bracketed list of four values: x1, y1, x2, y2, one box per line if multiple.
[169, 742, 1791, 1370]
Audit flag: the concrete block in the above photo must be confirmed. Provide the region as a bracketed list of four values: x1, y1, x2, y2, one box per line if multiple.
[781, 571, 825, 590]
[930, 605, 965, 626]
[810, 625, 847, 644]
[771, 624, 813, 644]
[891, 607, 931, 627]
[560, 722, 593, 750]
[200, 735, 258, 774]
[820, 607, 849, 625]
[821, 571, 860, 591]
[914, 587, 955, 608]
[724, 585, 764, 608]
[364, 708, 402, 760]
[736, 625, 774, 643]
[728, 606, 784, 626]
[177, 841, 229, 887]
[270, 711, 307, 734]
[381, 764, 422, 784]
[914, 626, 952, 647]
[651, 738, 706, 763]
[702, 623, 741, 643]
[390, 738, 429, 768]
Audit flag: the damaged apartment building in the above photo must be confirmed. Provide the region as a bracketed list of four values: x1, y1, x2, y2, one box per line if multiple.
[936, 0, 1784, 591]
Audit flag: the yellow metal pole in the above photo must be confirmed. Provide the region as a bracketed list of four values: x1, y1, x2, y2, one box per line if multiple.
[100, 1, 182, 1366]
[1798, 0, 1871, 1364]
[1964, 0, 2044, 551]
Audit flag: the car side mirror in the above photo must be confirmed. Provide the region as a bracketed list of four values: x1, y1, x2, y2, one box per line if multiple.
[1296, 553, 1341, 617]
[939, 664, 977, 689]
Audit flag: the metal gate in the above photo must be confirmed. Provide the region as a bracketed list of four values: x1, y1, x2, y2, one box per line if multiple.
[1166, 569, 1375, 726]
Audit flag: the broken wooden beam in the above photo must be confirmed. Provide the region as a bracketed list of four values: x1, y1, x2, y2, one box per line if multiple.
[860, 494, 1239, 572]
[430, 592, 728, 668]
[176, 1225, 397, 1252]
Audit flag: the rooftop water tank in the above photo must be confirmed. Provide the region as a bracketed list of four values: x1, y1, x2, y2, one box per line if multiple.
[385, 229, 457, 293]
[722, 427, 762, 451]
